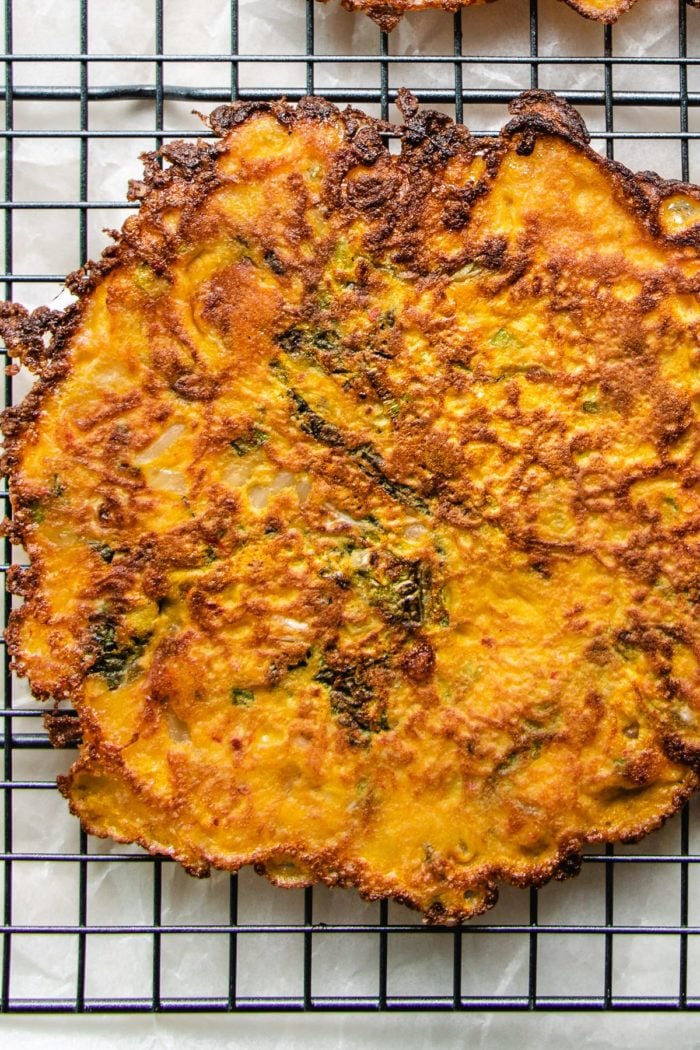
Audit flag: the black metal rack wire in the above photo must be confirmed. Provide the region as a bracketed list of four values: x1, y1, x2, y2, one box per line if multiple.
[2, 0, 700, 1015]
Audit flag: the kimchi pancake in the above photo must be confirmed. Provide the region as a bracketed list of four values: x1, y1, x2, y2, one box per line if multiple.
[4, 90, 700, 922]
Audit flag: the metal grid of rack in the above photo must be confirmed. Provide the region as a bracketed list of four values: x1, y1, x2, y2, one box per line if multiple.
[2, 0, 700, 1014]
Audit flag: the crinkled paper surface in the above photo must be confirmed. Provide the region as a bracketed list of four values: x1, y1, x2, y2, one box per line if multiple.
[4, 0, 700, 1043]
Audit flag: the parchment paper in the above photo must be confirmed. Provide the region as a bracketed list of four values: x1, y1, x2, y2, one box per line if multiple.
[3, 0, 700, 1043]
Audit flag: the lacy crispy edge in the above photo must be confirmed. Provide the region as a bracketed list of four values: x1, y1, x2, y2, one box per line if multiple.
[317, 0, 700, 32]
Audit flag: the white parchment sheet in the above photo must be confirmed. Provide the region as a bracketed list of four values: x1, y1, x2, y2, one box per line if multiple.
[3, 0, 700, 1044]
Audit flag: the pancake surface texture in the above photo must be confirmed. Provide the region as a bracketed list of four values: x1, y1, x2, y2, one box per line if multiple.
[5, 91, 700, 922]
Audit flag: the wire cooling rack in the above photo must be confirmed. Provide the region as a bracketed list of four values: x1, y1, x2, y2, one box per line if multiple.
[3, 0, 700, 1015]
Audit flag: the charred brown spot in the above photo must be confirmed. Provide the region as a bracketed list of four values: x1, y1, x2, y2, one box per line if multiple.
[171, 372, 219, 401]
[401, 638, 436, 682]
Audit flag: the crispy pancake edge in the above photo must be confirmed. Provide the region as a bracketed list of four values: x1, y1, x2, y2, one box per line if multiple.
[316, 0, 699, 32]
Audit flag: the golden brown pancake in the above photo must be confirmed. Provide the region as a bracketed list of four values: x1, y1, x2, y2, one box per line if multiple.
[4, 90, 700, 922]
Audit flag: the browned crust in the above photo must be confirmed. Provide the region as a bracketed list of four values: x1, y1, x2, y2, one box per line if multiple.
[318, 0, 495, 32]
[5, 89, 700, 923]
[56, 746, 698, 923]
[55, 732, 700, 921]
[315, 0, 700, 30]
[562, 0, 637, 21]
